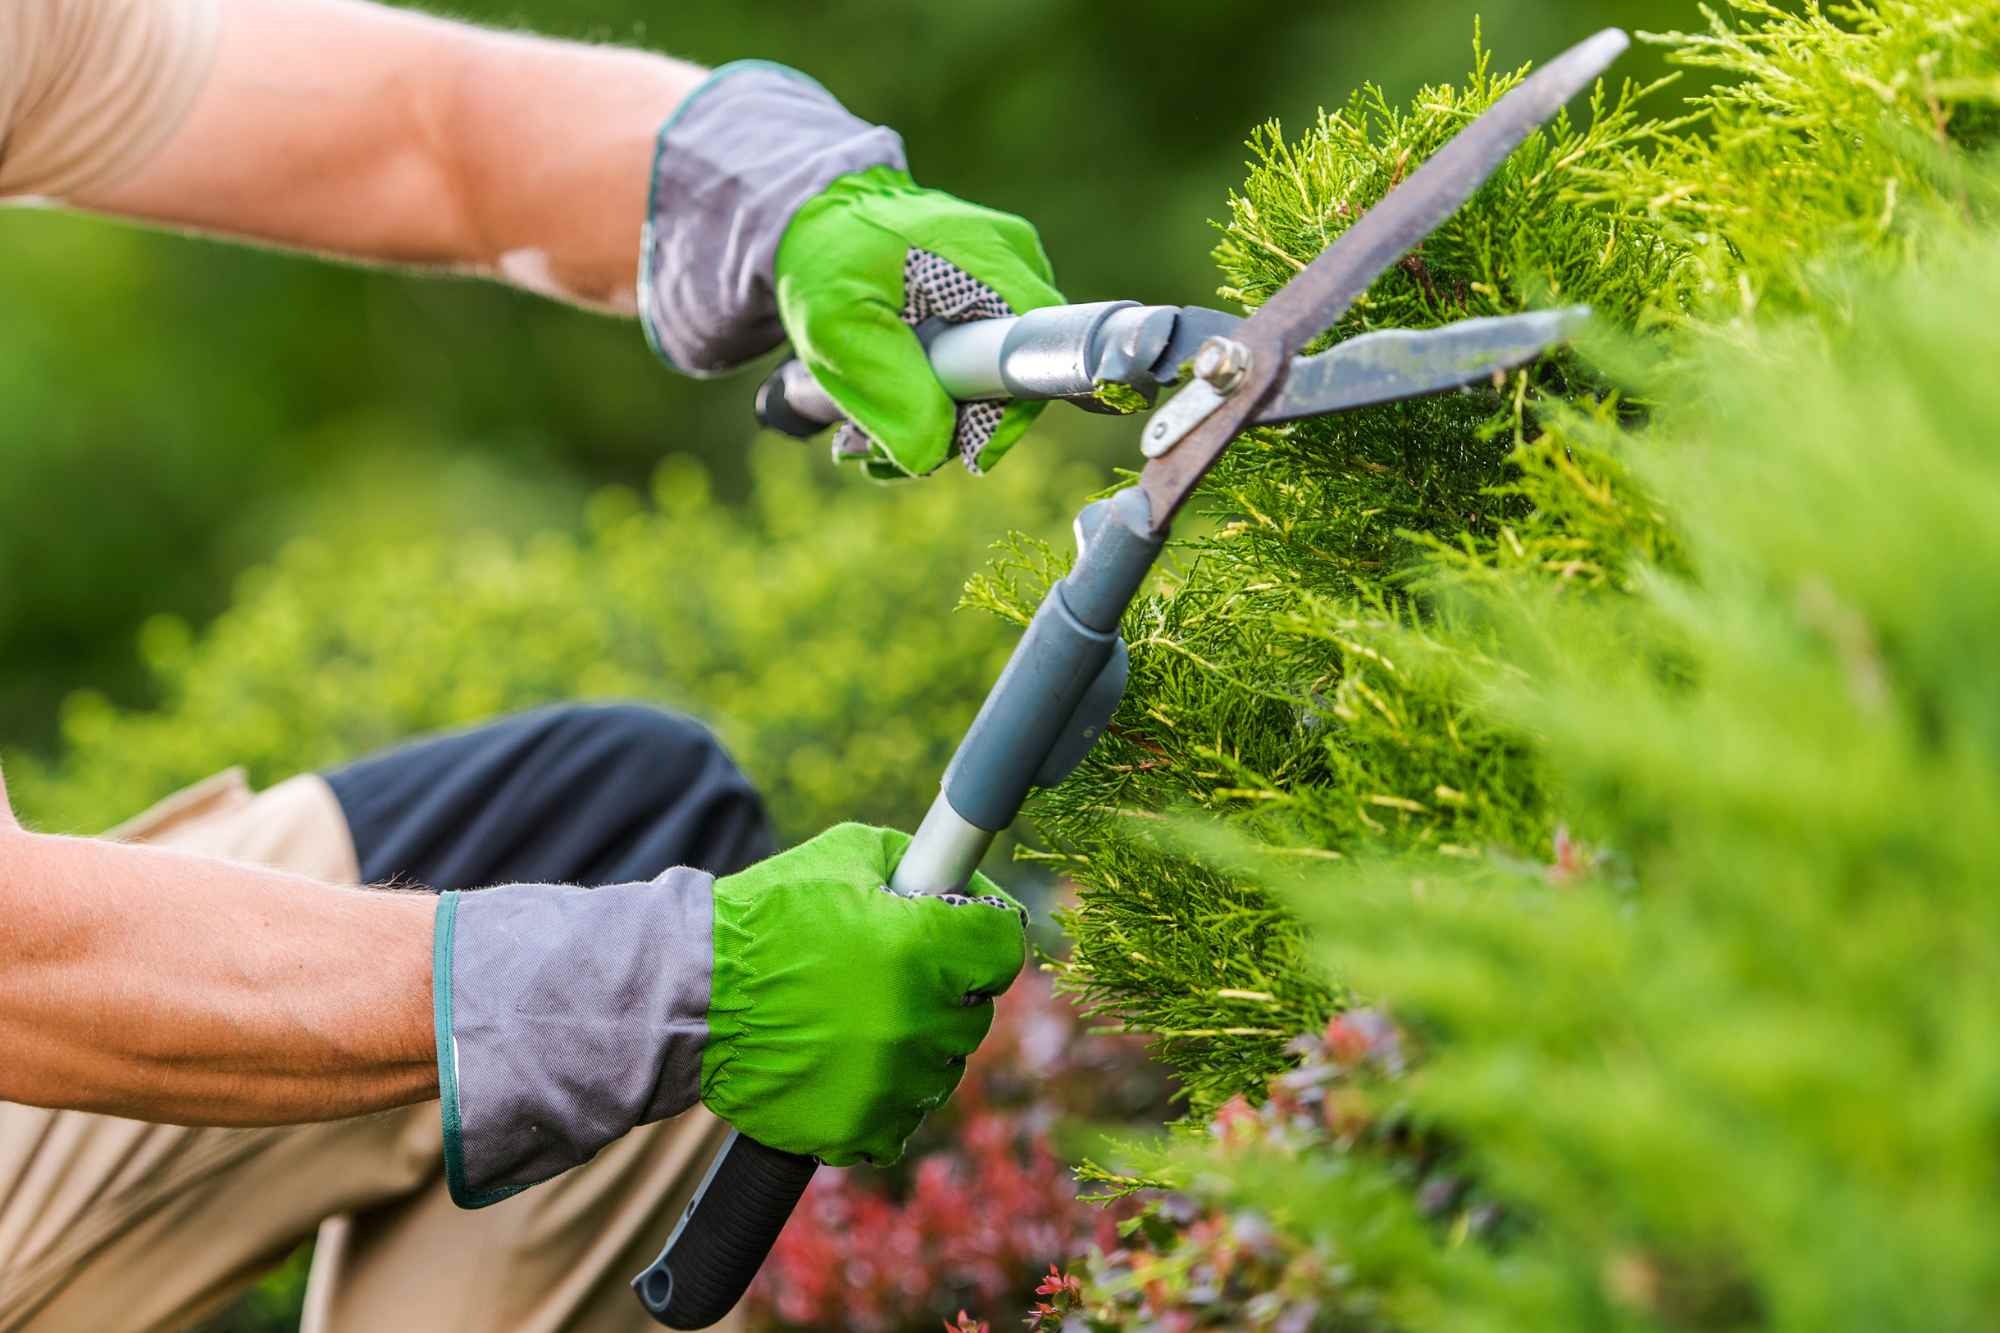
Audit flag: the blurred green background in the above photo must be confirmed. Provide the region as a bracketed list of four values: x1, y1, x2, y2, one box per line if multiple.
[0, 0, 1693, 763]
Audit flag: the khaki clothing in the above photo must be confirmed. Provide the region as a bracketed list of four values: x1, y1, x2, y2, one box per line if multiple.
[0, 769, 741, 1332]
[0, 0, 220, 199]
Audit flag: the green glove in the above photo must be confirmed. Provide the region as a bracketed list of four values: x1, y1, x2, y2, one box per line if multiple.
[775, 166, 1064, 478]
[638, 63, 1063, 479]
[434, 822, 1027, 1206]
[702, 822, 1028, 1164]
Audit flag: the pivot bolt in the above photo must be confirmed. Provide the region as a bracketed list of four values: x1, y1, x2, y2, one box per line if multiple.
[1193, 336, 1252, 395]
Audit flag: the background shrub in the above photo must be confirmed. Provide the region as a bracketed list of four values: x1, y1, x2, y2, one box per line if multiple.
[7, 446, 1099, 843]
[0, 0, 1694, 752]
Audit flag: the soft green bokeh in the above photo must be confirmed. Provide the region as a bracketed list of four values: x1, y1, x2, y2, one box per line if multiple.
[8, 443, 1102, 844]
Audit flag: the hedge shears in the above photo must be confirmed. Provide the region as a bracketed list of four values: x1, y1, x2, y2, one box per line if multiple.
[635, 27, 1629, 1329]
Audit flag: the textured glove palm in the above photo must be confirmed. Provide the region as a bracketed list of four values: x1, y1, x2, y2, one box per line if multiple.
[775, 167, 1062, 478]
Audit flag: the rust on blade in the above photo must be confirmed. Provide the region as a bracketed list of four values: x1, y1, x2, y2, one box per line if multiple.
[1136, 27, 1629, 533]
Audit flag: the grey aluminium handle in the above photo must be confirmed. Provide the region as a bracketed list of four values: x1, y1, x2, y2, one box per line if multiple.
[891, 792, 1001, 896]
[756, 301, 1215, 439]
[636, 486, 1167, 1326]
[893, 484, 1165, 894]
[754, 320, 1014, 434]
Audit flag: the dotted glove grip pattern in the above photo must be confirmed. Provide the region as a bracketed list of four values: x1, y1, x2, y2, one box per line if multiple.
[832, 249, 1011, 473]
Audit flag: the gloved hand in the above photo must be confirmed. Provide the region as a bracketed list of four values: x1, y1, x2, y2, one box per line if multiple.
[638, 62, 1063, 478]
[432, 823, 1027, 1207]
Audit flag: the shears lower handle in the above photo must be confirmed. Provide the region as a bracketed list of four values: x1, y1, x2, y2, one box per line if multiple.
[631, 487, 1166, 1328]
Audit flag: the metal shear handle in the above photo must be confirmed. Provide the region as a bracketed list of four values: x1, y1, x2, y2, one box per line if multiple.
[755, 299, 1592, 445]
[755, 301, 1242, 436]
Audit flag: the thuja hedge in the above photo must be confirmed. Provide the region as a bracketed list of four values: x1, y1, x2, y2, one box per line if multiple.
[1030, 221, 2000, 1333]
[991, 0, 2000, 1329]
[1003, 0, 2000, 1115]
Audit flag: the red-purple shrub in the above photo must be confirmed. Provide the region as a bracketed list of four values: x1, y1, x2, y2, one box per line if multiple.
[1017, 1009, 1506, 1332]
[747, 971, 1169, 1331]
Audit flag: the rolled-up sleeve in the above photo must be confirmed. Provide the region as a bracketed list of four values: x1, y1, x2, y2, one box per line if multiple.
[0, 0, 221, 200]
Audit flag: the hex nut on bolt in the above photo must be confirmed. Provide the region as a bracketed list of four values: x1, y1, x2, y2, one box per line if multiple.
[1193, 336, 1252, 395]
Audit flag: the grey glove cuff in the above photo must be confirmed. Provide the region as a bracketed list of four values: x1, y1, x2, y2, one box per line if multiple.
[638, 60, 907, 376]
[434, 869, 714, 1208]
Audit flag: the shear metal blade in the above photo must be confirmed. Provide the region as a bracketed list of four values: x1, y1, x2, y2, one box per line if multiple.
[1137, 26, 1630, 529]
[1233, 27, 1630, 360]
[1255, 306, 1591, 424]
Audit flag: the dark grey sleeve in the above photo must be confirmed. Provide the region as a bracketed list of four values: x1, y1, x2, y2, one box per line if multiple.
[434, 867, 715, 1207]
[637, 61, 907, 375]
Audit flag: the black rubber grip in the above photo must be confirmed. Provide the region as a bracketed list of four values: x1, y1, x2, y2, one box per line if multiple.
[756, 319, 963, 441]
[754, 361, 833, 439]
[631, 1129, 818, 1328]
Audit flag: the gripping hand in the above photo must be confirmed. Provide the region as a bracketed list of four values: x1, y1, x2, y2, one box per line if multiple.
[700, 822, 1027, 1162]
[433, 823, 1026, 1206]
[638, 63, 1061, 478]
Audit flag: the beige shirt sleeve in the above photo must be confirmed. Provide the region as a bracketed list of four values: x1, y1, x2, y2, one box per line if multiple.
[0, 0, 221, 200]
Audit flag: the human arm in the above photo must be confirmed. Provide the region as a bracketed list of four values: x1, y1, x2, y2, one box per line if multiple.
[0, 761, 1021, 1197]
[72, 0, 706, 310]
[19, 0, 1062, 473]
[0, 788, 436, 1125]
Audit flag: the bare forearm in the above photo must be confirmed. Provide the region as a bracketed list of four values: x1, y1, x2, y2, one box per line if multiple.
[0, 822, 436, 1125]
[80, 0, 707, 310]
[427, 15, 707, 309]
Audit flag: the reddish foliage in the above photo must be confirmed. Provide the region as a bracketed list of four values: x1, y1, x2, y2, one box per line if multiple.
[1017, 1007, 1487, 1333]
[747, 984, 1463, 1332]
[747, 971, 1168, 1332]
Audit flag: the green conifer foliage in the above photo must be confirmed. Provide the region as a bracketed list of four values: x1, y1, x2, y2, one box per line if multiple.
[970, 49, 1679, 1114]
[1603, 0, 2000, 318]
[1161, 227, 2000, 1333]
[1010, 0, 2000, 1125]
[994, 0, 2000, 1327]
